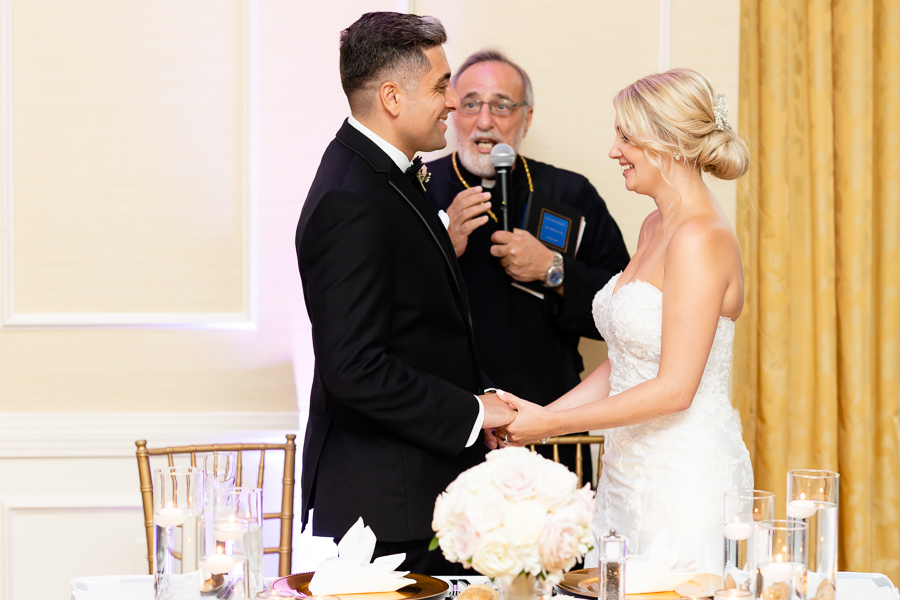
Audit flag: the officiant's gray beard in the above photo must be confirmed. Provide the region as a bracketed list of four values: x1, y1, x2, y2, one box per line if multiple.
[457, 122, 527, 179]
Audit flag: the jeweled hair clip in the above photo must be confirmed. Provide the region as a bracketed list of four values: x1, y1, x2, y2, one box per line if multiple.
[714, 93, 729, 131]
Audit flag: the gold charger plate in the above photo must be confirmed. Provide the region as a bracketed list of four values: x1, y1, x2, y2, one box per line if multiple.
[271, 572, 450, 600]
[557, 569, 682, 600]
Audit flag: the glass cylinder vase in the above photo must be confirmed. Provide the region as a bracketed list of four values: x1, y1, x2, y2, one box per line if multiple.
[199, 487, 264, 599]
[497, 574, 538, 600]
[787, 469, 839, 598]
[153, 466, 205, 600]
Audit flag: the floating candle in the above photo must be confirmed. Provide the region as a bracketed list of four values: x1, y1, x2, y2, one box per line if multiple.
[199, 552, 236, 575]
[759, 560, 796, 583]
[214, 520, 246, 542]
[154, 507, 187, 527]
[723, 521, 753, 541]
[786, 499, 817, 519]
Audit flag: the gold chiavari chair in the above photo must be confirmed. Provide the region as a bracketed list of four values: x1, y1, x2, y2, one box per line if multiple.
[531, 434, 605, 489]
[135, 434, 297, 576]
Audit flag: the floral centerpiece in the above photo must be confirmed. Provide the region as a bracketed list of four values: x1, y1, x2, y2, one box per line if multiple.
[431, 447, 595, 586]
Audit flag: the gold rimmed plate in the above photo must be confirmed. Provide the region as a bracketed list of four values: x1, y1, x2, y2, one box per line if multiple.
[556, 568, 684, 599]
[271, 572, 450, 600]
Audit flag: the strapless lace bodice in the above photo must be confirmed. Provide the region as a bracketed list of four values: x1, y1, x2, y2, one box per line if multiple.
[594, 273, 734, 398]
[589, 273, 753, 576]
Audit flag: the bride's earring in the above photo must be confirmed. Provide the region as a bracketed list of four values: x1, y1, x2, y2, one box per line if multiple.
[673, 152, 681, 160]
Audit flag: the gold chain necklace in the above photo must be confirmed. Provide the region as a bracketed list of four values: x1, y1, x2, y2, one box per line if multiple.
[451, 152, 535, 223]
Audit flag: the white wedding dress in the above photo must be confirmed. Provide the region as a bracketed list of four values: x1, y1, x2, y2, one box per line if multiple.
[591, 272, 753, 576]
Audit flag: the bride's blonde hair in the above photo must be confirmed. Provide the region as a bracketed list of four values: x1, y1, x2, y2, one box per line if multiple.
[613, 68, 750, 181]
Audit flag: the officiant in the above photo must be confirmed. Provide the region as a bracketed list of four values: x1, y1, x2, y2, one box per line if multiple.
[425, 50, 630, 476]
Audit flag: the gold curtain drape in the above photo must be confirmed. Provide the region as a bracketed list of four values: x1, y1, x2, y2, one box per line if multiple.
[736, 0, 900, 580]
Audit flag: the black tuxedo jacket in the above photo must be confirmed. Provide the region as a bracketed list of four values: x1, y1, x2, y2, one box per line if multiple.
[295, 120, 489, 542]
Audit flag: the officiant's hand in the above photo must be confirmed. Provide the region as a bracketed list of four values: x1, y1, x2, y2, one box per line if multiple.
[446, 187, 493, 257]
[491, 390, 553, 446]
[490, 229, 554, 282]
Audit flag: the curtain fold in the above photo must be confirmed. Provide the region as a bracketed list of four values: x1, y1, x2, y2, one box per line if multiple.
[737, 0, 900, 580]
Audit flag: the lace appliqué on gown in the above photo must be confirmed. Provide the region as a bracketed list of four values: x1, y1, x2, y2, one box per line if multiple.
[591, 273, 753, 574]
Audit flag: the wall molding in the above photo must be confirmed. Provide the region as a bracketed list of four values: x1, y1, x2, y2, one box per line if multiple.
[0, 0, 259, 330]
[0, 411, 300, 458]
[658, 0, 673, 71]
[0, 493, 145, 600]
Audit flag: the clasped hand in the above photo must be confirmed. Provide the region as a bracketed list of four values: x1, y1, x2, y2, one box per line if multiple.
[482, 390, 553, 449]
[490, 229, 554, 282]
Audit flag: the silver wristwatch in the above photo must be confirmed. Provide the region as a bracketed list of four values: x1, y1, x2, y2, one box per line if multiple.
[543, 251, 564, 288]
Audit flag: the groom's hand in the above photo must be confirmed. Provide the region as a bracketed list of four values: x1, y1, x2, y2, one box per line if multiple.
[480, 392, 517, 429]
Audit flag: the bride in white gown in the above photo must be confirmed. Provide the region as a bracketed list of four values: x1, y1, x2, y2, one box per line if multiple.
[490, 69, 753, 578]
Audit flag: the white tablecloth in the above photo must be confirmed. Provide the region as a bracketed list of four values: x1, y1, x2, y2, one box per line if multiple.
[69, 571, 899, 600]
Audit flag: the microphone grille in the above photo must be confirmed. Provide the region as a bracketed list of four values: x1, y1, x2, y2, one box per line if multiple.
[490, 143, 516, 168]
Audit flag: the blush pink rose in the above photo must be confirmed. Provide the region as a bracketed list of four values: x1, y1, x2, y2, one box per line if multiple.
[539, 508, 584, 572]
[534, 462, 576, 511]
[491, 453, 538, 501]
[450, 518, 480, 562]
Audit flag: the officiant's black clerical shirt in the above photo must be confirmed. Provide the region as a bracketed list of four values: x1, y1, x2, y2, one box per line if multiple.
[426, 154, 630, 409]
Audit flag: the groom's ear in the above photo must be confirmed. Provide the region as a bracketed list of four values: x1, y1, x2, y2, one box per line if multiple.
[379, 81, 403, 118]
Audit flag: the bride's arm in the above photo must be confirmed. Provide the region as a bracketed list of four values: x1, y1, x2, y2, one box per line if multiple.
[544, 359, 611, 412]
[500, 219, 737, 444]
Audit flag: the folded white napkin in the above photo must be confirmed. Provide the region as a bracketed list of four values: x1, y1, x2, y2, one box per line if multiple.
[308, 518, 415, 595]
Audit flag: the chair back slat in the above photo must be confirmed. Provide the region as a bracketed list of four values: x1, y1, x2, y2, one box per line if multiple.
[532, 435, 605, 489]
[257, 449, 266, 489]
[236, 450, 243, 487]
[135, 434, 297, 577]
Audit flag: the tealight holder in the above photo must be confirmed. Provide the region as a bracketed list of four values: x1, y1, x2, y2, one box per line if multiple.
[153, 466, 205, 600]
[199, 487, 264, 599]
[756, 520, 807, 600]
[600, 530, 626, 600]
[723, 490, 775, 593]
[787, 469, 839, 597]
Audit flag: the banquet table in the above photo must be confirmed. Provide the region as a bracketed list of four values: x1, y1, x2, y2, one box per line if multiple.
[69, 571, 898, 600]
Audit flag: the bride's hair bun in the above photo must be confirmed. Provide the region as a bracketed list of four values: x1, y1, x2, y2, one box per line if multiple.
[613, 68, 750, 181]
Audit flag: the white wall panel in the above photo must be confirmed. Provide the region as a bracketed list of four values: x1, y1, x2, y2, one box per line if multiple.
[2, 0, 257, 327]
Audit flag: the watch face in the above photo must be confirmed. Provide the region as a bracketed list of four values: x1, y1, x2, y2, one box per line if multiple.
[549, 270, 564, 286]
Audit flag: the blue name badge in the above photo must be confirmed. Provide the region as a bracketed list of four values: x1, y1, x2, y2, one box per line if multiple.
[538, 210, 570, 251]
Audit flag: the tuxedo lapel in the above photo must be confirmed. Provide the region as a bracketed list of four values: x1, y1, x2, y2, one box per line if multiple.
[335, 121, 471, 318]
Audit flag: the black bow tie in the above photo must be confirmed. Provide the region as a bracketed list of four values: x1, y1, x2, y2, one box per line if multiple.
[405, 156, 424, 184]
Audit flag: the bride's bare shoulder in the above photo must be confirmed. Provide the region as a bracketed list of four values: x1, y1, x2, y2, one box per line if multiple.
[667, 214, 739, 265]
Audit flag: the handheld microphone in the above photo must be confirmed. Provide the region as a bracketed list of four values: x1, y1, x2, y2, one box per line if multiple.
[490, 143, 516, 231]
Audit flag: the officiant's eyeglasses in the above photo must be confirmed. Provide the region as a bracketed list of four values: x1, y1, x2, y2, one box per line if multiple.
[457, 98, 528, 117]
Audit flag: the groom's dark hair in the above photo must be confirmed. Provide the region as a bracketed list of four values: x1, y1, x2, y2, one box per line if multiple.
[339, 12, 447, 114]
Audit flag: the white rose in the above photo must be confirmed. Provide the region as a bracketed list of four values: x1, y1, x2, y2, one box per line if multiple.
[534, 462, 576, 511]
[501, 500, 547, 546]
[465, 461, 496, 492]
[492, 452, 539, 501]
[486, 446, 532, 461]
[468, 489, 509, 533]
[470, 531, 523, 581]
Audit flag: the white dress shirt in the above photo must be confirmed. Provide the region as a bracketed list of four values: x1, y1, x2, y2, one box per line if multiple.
[346, 115, 485, 448]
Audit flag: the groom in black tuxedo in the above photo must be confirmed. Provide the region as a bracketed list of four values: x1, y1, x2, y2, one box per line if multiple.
[295, 12, 517, 573]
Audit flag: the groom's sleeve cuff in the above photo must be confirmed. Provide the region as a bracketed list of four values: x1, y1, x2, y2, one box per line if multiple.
[465, 395, 485, 447]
